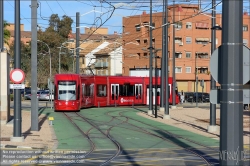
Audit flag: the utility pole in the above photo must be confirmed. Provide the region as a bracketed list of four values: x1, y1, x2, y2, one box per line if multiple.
[160, 0, 165, 111]
[76, 12, 80, 74]
[0, 0, 3, 100]
[163, 0, 170, 119]
[155, 54, 158, 118]
[30, 0, 38, 131]
[0, 0, 3, 52]
[208, 0, 217, 132]
[172, 1, 176, 108]
[220, 0, 243, 165]
[13, 0, 23, 139]
[148, 0, 153, 115]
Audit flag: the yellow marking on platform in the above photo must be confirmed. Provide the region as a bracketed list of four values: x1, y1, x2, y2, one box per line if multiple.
[48, 117, 54, 121]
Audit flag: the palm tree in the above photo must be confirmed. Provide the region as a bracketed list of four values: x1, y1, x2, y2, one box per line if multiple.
[4, 21, 10, 45]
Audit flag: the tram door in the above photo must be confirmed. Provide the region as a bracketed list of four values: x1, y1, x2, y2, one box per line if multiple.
[111, 84, 119, 105]
[134, 84, 142, 104]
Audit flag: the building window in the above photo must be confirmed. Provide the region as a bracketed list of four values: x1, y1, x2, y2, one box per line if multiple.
[175, 37, 182, 44]
[243, 39, 248, 45]
[195, 22, 209, 29]
[175, 52, 182, 58]
[186, 67, 191, 73]
[198, 67, 209, 74]
[243, 25, 248, 31]
[196, 52, 209, 59]
[186, 22, 192, 29]
[186, 37, 192, 44]
[82, 57, 84, 64]
[143, 39, 148, 44]
[175, 67, 182, 73]
[174, 22, 182, 29]
[196, 38, 209, 44]
[143, 53, 147, 56]
[135, 24, 141, 31]
[185, 52, 191, 58]
[136, 39, 140, 44]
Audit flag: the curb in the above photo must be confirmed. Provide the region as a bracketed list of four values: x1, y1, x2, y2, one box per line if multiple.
[0, 144, 44, 150]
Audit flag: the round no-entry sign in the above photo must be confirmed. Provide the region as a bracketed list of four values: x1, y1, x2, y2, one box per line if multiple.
[10, 69, 25, 84]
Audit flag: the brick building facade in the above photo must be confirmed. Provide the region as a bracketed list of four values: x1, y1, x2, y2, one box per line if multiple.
[122, 4, 250, 93]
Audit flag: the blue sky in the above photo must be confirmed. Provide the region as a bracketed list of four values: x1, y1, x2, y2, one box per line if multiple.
[3, 0, 248, 35]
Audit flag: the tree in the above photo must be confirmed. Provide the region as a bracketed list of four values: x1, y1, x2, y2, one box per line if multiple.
[9, 14, 74, 88]
[4, 21, 10, 45]
[9, 41, 32, 86]
[38, 14, 74, 75]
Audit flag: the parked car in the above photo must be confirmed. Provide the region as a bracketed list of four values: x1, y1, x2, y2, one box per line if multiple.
[184, 92, 194, 102]
[24, 91, 31, 100]
[189, 92, 210, 102]
[39, 91, 54, 101]
[24, 90, 44, 100]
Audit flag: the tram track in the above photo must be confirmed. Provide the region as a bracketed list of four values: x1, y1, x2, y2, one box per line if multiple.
[75, 112, 124, 166]
[106, 109, 217, 165]
[63, 112, 96, 157]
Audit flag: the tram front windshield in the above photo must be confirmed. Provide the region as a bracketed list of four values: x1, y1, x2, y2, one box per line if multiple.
[58, 81, 76, 101]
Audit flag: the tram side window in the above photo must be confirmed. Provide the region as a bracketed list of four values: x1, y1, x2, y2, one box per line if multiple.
[168, 85, 170, 99]
[119, 84, 134, 97]
[97, 84, 107, 97]
[90, 84, 94, 97]
[84, 85, 91, 96]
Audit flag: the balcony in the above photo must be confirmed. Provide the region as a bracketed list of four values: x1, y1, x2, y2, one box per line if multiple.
[103, 62, 109, 67]
[95, 62, 109, 68]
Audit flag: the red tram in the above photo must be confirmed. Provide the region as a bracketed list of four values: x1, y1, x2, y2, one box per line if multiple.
[54, 74, 180, 111]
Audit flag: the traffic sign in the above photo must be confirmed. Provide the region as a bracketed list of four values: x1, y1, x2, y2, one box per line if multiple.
[210, 45, 250, 84]
[10, 69, 25, 84]
[10, 84, 25, 89]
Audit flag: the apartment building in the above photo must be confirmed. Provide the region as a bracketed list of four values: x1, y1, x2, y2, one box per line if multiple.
[122, 4, 250, 93]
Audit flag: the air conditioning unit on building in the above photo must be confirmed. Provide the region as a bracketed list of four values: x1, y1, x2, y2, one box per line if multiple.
[179, 42, 183, 46]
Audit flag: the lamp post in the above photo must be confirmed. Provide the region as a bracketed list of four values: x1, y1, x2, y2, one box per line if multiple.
[37, 40, 52, 109]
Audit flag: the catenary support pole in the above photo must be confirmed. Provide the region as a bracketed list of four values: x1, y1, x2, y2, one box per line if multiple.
[172, 1, 176, 108]
[208, 0, 217, 132]
[148, 0, 153, 114]
[220, 0, 243, 165]
[76, 12, 80, 74]
[13, 0, 22, 136]
[0, 0, 3, 52]
[0, 0, 3, 99]
[155, 55, 158, 118]
[163, 0, 170, 119]
[30, 0, 38, 131]
[160, 0, 165, 110]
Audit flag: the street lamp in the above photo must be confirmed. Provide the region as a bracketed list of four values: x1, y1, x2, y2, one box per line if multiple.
[37, 40, 52, 109]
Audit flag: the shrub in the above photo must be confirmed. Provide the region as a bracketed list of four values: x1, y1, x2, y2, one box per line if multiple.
[10, 94, 14, 101]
